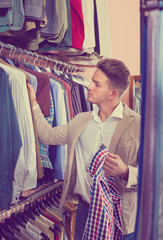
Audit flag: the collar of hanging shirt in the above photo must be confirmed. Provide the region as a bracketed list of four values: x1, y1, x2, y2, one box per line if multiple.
[74, 102, 123, 203]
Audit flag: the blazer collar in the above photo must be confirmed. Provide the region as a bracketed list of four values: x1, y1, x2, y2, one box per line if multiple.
[109, 104, 134, 153]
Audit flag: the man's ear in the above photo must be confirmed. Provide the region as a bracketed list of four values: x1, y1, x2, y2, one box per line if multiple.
[110, 89, 118, 99]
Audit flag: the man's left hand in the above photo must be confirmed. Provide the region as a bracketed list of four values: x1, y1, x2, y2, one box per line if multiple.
[103, 152, 129, 181]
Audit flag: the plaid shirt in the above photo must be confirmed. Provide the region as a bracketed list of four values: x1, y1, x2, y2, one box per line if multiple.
[39, 92, 54, 169]
[82, 147, 123, 240]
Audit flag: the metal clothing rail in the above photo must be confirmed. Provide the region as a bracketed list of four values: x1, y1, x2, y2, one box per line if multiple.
[0, 181, 63, 222]
[140, 0, 163, 12]
[0, 41, 85, 73]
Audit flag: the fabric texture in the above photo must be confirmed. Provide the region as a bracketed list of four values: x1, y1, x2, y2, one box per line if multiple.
[0, 63, 37, 204]
[38, 91, 54, 169]
[82, 147, 123, 240]
[0, 0, 25, 32]
[19, 63, 51, 117]
[0, 67, 22, 210]
[70, 0, 84, 49]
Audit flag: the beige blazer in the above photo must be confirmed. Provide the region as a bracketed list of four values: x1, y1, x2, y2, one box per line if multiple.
[34, 103, 140, 235]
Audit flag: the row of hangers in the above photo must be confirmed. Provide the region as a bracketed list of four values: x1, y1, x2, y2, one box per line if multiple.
[0, 41, 85, 74]
[0, 182, 69, 239]
[0, 182, 62, 222]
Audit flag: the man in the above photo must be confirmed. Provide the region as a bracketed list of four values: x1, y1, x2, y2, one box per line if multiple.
[27, 58, 140, 240]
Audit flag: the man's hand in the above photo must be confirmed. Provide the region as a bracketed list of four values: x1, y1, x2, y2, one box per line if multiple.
[103, 152, 129, 181]
[27, 82, 38, 107]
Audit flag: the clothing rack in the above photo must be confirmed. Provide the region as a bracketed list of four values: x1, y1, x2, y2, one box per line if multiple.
[0, 182, 62, 223]
[0, 41, 85, 74]
[0, 180, 77, 239]
[140, 0, 163, 11]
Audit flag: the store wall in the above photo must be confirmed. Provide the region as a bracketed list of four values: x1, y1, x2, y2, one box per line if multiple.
[108, 0, 140, 76]
[79, 1, 140, 108]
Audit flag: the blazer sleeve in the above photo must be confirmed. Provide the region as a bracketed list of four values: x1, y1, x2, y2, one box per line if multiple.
[33, 105, 68, 145]
[119, 165, 138, 189]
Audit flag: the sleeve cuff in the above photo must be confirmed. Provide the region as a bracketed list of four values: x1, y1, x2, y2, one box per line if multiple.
[119, 165, 138, 188]
[33, 104, 39, 110]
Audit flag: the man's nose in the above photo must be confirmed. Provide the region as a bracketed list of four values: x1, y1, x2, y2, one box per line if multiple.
[87, 82, 93, 90]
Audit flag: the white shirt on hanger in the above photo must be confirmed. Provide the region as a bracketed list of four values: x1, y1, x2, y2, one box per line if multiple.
[0, 63, 37, 204]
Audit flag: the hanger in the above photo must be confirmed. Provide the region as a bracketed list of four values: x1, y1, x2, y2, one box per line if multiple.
[17, 211, 28, 224]
[0, 57, 30, 82]
[6, 44, 14, 59]
[0, 41, 4, 56]
[33, 52, 39, 65]
[11, 213, 26, 229]
[42, 196, 52, 208]
[17, 47, 23, 62]
[11, 45, 17, 59]
[0, 224, 10, 240]
[44, 56, 48, 68]
[23, 205, 35, 220]
[28, 51, 34, 65]
[5, 218, 20, 233]
[23, 49, 29, 64]
[32, 200, 44, 216]
[28, 203, 40, 217]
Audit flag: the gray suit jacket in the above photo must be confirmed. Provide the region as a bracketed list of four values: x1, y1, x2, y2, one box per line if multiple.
[34, 103, 140, 234]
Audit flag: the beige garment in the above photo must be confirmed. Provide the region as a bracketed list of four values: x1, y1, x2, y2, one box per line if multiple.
[0, 20, 36, 37]
[36, 213, 54, 229]
[29, 217, 54, 240]
[34, 103, 140, 235]
[42, 208, 64, 240]
[14, 226, 33, 240]
[63, 201, 78, 240]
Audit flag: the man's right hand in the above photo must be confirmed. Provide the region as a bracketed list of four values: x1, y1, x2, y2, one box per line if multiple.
[27, 82, 38, 107]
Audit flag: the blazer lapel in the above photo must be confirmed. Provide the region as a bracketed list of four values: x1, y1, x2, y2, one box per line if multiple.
[71, 112, 92, 145]
[109, 106, 134, 153]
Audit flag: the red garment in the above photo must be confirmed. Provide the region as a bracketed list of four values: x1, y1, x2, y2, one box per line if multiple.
[70, 0, 85, 49]
[45, 70, 74, 119]
[19, 64, 51, 117]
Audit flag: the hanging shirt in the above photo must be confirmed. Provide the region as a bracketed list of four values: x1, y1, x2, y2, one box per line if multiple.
[0, 67, 22, 210]
[73, 102, 123, 203]
[49, 78, 67, 180]
[82, 147, 123, 240]
[19, 63, 51, 117]
[38, 91, 54, 170]
[0, 63, 37, 204]
[46, 70, 73, 120]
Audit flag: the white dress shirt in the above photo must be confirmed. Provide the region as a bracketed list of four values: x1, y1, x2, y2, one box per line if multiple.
[0, 63, 37, 204]
[74, 102, 123, 203]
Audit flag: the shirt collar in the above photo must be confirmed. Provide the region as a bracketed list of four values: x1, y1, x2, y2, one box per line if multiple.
[91, 102, 123, 122]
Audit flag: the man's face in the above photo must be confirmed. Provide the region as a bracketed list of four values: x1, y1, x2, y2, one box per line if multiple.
[87, 69, 113, 106]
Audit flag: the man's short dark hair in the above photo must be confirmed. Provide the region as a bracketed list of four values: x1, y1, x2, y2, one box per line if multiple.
[97, 58, 130, 97]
